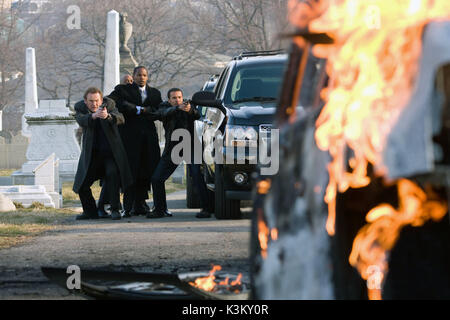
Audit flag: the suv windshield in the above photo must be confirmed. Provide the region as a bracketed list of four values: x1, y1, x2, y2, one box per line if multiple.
[225, 62, 285, 106]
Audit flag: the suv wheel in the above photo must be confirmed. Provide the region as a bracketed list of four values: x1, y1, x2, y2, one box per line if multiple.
[214, 164, 240, 219]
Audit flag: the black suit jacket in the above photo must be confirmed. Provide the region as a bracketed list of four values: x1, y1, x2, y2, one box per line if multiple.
[107, 83, 163, 183]
[152, 101, 201, 158]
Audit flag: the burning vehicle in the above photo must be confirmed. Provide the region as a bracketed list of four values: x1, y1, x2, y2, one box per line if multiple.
[251, 0, 450, 299]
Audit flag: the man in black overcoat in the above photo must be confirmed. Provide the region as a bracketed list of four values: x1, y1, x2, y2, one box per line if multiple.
[73, 87, 133, 220]
[107, 66, 164, 216]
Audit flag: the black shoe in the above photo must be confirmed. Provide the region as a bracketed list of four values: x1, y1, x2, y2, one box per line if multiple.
[76, 213, 99, 220]
[196, 210, 211, 219]
[146, 210, 165, 219]
[122, 210, 132, 218]
[130, 209, 140, 216]
[98, 209, 110, 219]
[150, 206, 172, 217]
[164, 210, 173, 217]
[111, 210, 121, 220]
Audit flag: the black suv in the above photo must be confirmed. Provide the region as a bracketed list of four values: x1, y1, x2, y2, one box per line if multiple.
[190, 50, 288, 219]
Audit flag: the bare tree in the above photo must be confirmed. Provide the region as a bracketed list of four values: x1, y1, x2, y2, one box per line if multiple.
[0, 0, 37, 112]
[181, 0, 290, 54]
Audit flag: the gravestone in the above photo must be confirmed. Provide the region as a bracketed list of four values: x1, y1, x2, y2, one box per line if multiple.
[104, 10, 120, 96]
[3, 153, 61, 208]
[12, 99, 80, 185]
[0, 193, 16, 212]
[22, 47, 38, 138]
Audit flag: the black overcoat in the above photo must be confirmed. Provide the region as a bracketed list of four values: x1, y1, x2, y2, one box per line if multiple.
[72, 97, 133, 193]
[107, 83, 163, 183]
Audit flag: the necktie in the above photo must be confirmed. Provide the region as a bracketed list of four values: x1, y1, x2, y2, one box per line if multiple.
[140, 88, 147, 103]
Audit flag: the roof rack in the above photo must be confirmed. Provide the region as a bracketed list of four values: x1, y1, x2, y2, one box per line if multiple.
[232, 49, 286, 60]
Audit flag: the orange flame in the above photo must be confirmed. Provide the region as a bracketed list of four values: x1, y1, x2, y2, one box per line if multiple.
[189, 265, 244, 292]
[231, 273, 243, 286]
[189, 265, 222, 292]
[257, 209, 278, 259]
[349, 180, 447, 299]
[289, 0, 450, 235]
[288, 0, 450, 299]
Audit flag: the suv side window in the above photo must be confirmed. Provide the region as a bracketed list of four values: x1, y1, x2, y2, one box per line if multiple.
[215, 65, 232, 99]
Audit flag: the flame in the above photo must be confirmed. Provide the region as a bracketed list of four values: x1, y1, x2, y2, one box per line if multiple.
[289, 0, 450, 235]
[257, 209, 278, 259]
[349, 180, 447, 298]
[231, 273, 243, 286]
[189, 265, 244, 293]
[189, 265, 222, 292]
[257, 180, 272, 195]
[288, 0, 450, 299]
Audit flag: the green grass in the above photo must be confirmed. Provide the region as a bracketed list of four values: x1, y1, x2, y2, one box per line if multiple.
[0, 178, 186, 250]
[0, 207, 78, 249]
[0, 169, 17, 176]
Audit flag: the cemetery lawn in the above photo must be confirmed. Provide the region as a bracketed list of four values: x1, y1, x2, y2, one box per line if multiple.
[0, 181, 186, 249]
[0, 207, 77, 249]
[0, 169, 17, 176]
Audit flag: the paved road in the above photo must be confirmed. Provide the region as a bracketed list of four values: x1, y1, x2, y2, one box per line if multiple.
[0, 191, 252, 299]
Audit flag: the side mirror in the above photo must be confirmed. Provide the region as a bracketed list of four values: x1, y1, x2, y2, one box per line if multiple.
[191, 91, 223, 109]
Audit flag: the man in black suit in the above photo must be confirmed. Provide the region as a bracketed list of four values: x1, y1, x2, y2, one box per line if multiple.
[73, 87, 133, 220]
[107, 66, 164, 217]
[150, 88, 211, 218]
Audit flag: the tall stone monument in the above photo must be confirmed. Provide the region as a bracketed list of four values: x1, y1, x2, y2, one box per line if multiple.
[23, 47, 38, 138]
[103, 10, 120, 96]
[119, 12, 138, 75]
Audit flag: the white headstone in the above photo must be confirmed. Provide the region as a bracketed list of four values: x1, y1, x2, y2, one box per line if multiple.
[34, 153, 61, 208]
[14, 99, 81, 184]
[0, 110, 2, 131]
[0, 193, 16, 212]
[104, 10, 120, 96]
[0, 185, 55, 208]
[23, 47, 39, 138]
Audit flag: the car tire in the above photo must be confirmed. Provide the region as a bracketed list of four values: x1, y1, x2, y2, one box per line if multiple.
[186, 165, 201, 208]
[214, 164, 240, 219]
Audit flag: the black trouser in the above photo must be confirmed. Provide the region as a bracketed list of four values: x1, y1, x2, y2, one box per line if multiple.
[98, 182, 122, 211]
[188, 163, 209, 210]
[123, 180, 150, 212]
[123, 144, 151, 212]
[152, 154, 209, 211]
[79, 152, 121, 216]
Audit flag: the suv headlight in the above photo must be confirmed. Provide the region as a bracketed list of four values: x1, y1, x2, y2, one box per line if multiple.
[225, 125, 258, 147]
